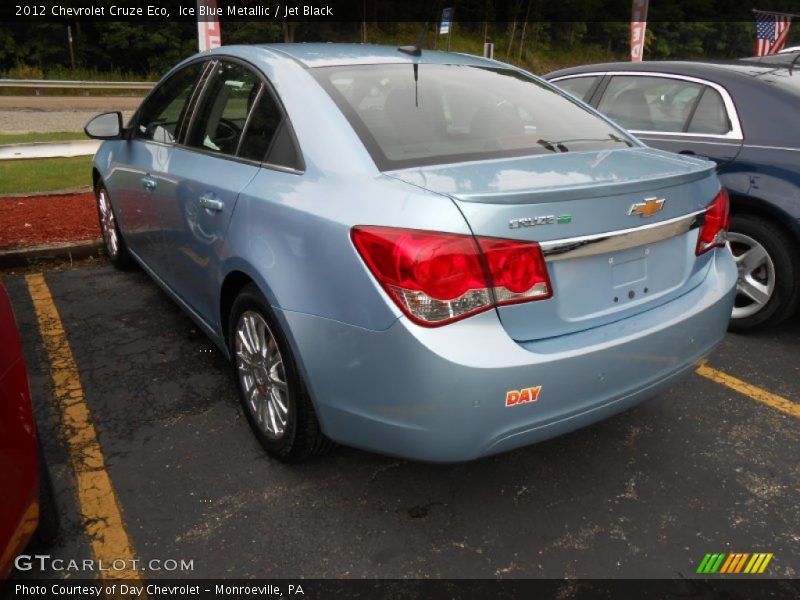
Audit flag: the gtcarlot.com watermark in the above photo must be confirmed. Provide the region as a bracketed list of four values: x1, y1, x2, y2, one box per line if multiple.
[14, 554, 194, 573]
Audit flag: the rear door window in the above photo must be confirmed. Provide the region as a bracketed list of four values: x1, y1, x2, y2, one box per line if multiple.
[597, 75, 703, 132]
[187, 61, 261, 156]
[237, 89, 283, 162]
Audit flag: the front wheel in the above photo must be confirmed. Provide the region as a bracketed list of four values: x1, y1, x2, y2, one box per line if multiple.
[727, 215, 800, 332]
[229, 284, 332, 462]
[95, 182, 133, 269]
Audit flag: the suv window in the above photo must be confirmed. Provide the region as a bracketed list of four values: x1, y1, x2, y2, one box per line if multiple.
[187, 61, 261, 156]
[135, 62, 205, 144]
[598, 75, 703, 132]
[554, 76, 599, 102]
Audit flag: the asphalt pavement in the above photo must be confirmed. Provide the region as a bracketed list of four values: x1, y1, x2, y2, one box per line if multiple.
[2, 262, 799, 582]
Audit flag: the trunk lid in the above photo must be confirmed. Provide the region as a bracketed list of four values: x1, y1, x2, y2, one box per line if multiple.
[388, 147, 719, 341]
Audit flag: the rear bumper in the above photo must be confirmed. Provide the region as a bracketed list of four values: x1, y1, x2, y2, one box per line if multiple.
[280, 249, 736, 462]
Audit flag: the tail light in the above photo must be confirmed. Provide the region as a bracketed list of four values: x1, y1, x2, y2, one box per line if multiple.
[351, 226, 552, 326]
[696, 188, 730, 255]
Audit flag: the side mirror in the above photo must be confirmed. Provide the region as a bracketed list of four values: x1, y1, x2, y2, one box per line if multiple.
[84, 111, 123, 140]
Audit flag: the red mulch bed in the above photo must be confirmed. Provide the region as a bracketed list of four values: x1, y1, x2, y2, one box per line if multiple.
[0, 192, 100, 250]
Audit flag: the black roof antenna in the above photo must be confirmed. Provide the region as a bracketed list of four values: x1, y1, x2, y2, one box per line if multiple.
[398, 22, 428, 56]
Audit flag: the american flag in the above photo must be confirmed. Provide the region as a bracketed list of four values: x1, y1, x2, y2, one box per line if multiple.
[755, 11, 792, 56]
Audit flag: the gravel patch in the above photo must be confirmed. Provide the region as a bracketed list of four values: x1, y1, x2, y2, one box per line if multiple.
[0, 96, 143, 134]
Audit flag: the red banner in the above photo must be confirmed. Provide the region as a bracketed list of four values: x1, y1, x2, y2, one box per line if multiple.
[197, 0, 221, 52]
[630, 0, 649, 62]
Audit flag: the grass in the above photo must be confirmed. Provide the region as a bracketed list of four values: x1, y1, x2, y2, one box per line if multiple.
[0, 131, 87, 145]
[0, 156, 93, 195]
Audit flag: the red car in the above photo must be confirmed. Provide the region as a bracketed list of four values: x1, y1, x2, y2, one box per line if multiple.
[0, 282, 57, 579]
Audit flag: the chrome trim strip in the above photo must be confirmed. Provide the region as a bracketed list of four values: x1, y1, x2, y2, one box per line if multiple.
[541, 211, 703, 262]
[742, 143, 800, 153]
[637, 136, 743, 148]
[550, 71, 744, 140]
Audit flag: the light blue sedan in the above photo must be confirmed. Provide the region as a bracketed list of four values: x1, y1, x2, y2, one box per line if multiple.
[85, 44, 737, 462]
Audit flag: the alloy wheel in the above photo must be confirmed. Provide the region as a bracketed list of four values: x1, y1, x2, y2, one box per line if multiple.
[234, 310, 290, 440]
[97, 188, 119, 258]
[727, 231, 776, 320]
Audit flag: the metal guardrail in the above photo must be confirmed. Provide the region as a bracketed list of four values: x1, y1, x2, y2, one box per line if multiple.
[0, 140, 100, 161]
[0, 79, 155, 90]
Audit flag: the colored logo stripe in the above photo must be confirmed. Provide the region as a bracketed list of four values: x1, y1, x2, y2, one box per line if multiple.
[697, 553, 773, 574]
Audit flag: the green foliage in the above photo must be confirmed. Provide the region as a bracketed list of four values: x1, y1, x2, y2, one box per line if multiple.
[0, 14, 797, 79]
[6, 63, 44, 79]
[224, 22, 283, 44]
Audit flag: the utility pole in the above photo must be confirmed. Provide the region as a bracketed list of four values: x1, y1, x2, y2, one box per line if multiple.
[67, 25, 75, 70]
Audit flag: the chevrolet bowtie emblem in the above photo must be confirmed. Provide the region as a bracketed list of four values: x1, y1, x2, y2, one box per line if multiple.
[629, 197, 665, 218]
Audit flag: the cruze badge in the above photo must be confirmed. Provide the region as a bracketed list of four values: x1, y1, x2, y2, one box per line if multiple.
[629, 197, 665, 218]
[509, 215, 572, 229]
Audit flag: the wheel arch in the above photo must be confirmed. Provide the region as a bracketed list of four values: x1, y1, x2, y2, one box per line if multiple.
[727, 192, 800, 247]
[219, 270, 255, 349]
[218, 262, 324, 427]
[218, 259, 283, 349]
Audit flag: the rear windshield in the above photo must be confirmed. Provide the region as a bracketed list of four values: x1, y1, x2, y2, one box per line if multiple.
[313, 64, 633, 170]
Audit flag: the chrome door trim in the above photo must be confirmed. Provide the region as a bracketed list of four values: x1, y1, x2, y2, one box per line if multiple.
[540, 210, 704, 262]
[550, 71, 744, 140]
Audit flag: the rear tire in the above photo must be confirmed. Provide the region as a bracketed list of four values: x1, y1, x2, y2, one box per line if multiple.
[95, 182, 134, 270]
[229, 284, 332, 462]
[727, 215, 800, 332]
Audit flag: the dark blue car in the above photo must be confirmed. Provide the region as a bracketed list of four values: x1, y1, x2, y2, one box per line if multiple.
[546, 55, 800, 330]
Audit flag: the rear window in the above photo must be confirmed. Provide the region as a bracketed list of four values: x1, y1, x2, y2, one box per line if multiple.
[313, 64, 632, 171]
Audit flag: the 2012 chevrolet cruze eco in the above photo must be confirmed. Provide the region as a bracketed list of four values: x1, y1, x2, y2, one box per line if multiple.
[85, 44, 737, 462]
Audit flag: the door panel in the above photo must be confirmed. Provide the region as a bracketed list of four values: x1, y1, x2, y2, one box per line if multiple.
[160, 150, 259, 324]
[160, 60, 285, 325]
[118, 61, 207, 276]
[113, 142, 173, 275]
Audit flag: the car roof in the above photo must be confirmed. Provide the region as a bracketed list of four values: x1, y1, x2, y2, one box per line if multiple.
[546, 59, 799, 81]
[241, 43, 501, 69]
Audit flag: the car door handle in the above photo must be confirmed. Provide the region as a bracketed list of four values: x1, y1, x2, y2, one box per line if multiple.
[198, 193, 224, 212]
[141, 175, 157, 191]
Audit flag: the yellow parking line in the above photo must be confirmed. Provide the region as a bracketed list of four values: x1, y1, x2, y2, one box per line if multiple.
[697, 362, 800, 419]
[25, 273, 143, 582]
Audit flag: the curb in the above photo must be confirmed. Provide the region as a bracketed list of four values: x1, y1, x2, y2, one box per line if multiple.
[0, 238, 103, 268]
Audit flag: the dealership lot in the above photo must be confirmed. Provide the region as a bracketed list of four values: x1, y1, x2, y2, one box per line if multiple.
[3, 263, 799, 580]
